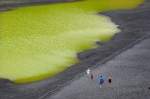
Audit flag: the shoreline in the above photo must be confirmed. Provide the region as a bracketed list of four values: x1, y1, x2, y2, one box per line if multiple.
[0, 0, 77, 11]
[0, 0, 150, 99]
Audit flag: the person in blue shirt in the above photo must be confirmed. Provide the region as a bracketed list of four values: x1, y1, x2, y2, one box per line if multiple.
[97, 73, 106, 88]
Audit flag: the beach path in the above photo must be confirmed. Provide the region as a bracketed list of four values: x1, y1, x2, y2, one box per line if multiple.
[49, 34, 150, 99]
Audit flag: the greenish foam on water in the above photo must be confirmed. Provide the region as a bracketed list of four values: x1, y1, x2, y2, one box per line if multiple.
[0, 0, 143, 83]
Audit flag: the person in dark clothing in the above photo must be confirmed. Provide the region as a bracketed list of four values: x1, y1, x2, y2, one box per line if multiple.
[108, 74, 112, 84]
[108, 74, 112, 87]
[90, 73, 94, 80]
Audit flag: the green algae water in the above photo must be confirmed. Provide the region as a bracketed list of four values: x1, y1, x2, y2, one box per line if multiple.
[0, 0, 143, 83]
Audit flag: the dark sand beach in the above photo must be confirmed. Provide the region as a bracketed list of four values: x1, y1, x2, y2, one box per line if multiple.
[0, 0, 75, 11]
[0, 0, 150, 99]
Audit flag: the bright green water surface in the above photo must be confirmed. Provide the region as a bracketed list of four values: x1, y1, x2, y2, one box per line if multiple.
[0, 0, 143, 83]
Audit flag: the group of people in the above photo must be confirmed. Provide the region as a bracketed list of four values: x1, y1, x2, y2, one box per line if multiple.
[86, 68, 112, 88]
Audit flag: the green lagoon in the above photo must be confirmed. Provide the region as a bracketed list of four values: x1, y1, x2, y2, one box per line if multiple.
[0, 0, 143, 83]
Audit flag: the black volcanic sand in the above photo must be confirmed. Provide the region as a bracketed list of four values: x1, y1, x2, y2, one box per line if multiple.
[0, 0, 76, 11]
[49, 20, 150, 99]
[0, 0, 150, 99]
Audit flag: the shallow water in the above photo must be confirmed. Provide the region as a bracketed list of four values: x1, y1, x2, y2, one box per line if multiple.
[0, 0, 143, 83]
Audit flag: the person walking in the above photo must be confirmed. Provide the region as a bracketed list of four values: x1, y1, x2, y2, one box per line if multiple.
[107, 74, 112, 88]
[97, 73, 105, 88]
[108, 74, 112, 84]
[86, 68, 94, 80]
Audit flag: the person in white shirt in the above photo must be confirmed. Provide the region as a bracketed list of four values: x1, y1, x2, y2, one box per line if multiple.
[86, 68, 94, 80]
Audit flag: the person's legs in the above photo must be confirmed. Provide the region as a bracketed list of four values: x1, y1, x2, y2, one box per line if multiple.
[99, 79, 104, 88]
[91, 74, 94, 80]
[100, 84, 102, 88]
